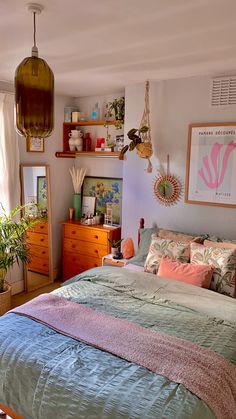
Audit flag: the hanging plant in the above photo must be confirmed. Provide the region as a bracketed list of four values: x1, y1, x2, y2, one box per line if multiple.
[118, 81, 153, 172]
[104, 97, 125, 129]
[119, 126, 152, 159]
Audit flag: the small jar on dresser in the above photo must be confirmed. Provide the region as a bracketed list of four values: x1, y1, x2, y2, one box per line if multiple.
[61, 221, 121, 281]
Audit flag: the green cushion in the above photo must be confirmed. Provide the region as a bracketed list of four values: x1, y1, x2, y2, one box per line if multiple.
[128, 227, 159, 266]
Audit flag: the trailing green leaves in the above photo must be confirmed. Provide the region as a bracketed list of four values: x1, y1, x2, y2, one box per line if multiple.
[119, 126, 149, 159]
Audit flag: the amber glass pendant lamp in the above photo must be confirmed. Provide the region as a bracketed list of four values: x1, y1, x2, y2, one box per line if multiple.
[15, 3, 54, 142]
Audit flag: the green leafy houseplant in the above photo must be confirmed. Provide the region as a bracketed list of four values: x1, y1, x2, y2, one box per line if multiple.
[108, 238, 123, 257]
[0, 204, 38, 293]
[119, 125, 151, 159]
[108, 238, 123, 249]
[104, 97, 125, 129]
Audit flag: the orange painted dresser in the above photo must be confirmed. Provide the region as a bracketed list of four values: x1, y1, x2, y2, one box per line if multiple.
[26, 220, 49, 275]
[61, 221, 121, 281]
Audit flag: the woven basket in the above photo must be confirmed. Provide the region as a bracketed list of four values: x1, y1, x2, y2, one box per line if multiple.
[0, 285, 11, 316]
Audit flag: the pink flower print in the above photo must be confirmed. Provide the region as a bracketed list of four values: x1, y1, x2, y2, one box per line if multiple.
[198, 141, 236, 189]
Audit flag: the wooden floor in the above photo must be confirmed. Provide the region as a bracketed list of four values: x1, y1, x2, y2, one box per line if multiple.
[11, 280, 62, 309]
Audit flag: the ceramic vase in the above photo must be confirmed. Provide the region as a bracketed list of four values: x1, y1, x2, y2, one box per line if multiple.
[74, 138, 83, 151]
[69, 137, 76, 151]
[73, 193, 81, 220]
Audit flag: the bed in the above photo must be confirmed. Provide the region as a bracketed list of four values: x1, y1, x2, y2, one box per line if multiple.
[0, 225, 236, 419]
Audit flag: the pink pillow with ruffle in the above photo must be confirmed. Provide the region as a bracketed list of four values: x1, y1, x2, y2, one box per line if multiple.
[157, 255, 213, 288]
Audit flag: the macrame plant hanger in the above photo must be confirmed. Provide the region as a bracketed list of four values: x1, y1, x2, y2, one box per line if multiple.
[136, 80, 153, 173]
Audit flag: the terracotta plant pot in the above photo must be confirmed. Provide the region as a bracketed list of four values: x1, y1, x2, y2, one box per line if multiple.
[0, 284, 11, 316]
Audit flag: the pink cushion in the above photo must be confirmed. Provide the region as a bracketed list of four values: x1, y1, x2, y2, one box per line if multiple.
[122, 237, 135, 259]
[157, 256, 213, 288]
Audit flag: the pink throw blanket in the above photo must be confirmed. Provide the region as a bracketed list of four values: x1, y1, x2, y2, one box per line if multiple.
[10, 294, 236, 419]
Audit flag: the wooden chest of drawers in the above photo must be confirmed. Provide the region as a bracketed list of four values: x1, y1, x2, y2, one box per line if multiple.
[61, 221, 121, 281]
[26, 221, 49, 275]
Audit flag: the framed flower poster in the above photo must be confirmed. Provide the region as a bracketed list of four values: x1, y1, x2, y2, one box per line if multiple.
[37, 176, 47, 208]
[185, 122, 236, 207]
[82, 177, 122, 224]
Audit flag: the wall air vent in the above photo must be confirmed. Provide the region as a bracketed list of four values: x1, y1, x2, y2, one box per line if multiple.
[211, 76, 236, 107]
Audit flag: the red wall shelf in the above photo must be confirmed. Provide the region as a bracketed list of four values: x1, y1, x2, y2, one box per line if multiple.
[55, 120, 123, 158]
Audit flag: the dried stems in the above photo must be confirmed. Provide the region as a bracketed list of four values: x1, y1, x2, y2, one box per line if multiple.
[69, 166, 87, 194]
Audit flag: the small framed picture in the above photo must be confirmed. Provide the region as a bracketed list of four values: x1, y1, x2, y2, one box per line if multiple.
[115, 134, 124, 151]
[82, 196, 96, 216]
[26, 137, 44, 152]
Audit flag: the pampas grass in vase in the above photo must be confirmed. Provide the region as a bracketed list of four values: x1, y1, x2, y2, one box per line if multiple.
[69, 166, 87, 220]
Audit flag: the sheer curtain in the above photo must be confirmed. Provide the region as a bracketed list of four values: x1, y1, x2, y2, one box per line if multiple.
[0, 92, 20, 213]
[0, 92, 22, 292]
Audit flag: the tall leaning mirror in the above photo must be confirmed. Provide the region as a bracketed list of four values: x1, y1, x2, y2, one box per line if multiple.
[20, 164, 53, 292]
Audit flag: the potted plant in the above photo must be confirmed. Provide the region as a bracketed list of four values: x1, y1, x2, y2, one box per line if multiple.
[108, 238, 123, 257]
[0, 204, 38, 315]
[104, 97, 125, 129]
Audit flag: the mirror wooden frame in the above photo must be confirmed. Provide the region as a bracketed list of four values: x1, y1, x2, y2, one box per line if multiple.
[20, 164, 53, 292]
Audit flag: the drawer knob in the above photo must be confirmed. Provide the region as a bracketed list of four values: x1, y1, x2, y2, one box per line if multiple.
[72, 244, 76, 248]
[43, 263, 47, 267]
[72, 231, 76, 235]
[94, 263, 98, 267]
[94, 235, 98, 239]
[40, 238, 44, 242]
[42, 251, 46, 255]
[72, 258, 76, 262]
[94, 249, 98, 253]
[40, 226, 44, 229]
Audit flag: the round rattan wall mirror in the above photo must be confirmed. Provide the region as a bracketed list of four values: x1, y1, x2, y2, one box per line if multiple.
[153, 156, 182, 206]
[153, 174, 182, 206]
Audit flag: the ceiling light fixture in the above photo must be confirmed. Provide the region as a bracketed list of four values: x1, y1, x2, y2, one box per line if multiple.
[15, 3, 54, 143]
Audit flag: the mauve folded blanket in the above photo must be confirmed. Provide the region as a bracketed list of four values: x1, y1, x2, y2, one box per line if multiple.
[10, 293, 236, 419]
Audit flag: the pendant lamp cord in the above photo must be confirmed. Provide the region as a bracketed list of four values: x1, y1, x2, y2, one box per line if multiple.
[33, 12, 36, 47]
[31, 11, 38, 57]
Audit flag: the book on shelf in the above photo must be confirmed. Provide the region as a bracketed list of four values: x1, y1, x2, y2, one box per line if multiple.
[95, 147, 114, 152]
[103, 223, 120, 229]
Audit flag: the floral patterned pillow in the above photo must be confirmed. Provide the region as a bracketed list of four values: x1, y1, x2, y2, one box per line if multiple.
[144, 235, 190, 274]
[190, 243, 236, 297]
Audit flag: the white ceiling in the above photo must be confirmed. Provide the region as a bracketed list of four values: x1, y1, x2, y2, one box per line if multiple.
[1, 0, 236, 97]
